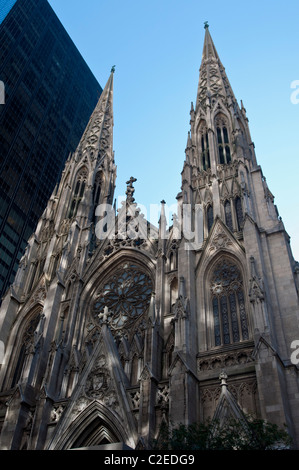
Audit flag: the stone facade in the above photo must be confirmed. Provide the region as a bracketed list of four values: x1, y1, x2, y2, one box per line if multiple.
[0, 27, 298, 450]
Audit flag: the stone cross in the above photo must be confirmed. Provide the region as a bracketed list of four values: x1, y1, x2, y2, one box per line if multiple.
[98, 306, 109, 323]
[126, 176, 137, 203]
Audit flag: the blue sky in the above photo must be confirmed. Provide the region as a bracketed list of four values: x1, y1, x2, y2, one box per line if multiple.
[49, 0, 299, 260]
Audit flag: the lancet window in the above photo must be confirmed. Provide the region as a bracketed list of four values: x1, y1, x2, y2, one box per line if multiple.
[224, 200, 233, 232]
[201, 131, 211, 170]
[11, 310, 42, 387]
[207, 204, 214, 233]
[68, 167, 88, 218]
[210, 258, 249, 347]
[235, 196, 244, 231]
[198, 121, 211, 170]
[94, 172, 102, 205]
[215, 116, 231, 165]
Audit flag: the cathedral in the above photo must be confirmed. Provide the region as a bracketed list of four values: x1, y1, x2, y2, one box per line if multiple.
[0, 25, 299, 450]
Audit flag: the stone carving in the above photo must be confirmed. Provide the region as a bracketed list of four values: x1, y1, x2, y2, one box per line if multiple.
[210, 226, 233, 252]
[72, 396, 91, 416]
[157, 385, 169, 407]
[197, 347, 254, 372]
[130, 390, 140, 409]
[51, 403, 66, 423]
[29, 279, 46, 306]
[200, 377, 257, 421]
[83, 354, 120, 413]
[93, 263, 152, 336]
[248, 256, 264, 303]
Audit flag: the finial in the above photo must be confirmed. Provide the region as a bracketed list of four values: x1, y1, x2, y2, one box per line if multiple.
[126, 176, 137, 203]
[219, 370, 228, 388]
[148, 292, 156, 322]
[111, 65, 116, 73]
[204, 21, 209, 29]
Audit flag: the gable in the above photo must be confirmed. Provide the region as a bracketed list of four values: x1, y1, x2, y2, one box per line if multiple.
[196, 216, 246, 276]
[48, 324, 137, 449]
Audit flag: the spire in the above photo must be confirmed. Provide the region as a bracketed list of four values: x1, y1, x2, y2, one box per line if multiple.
[201, 22, 221, 62]
[158, 199, 167, 242]
[196, 24, 236, 111]
[76, 67, 115, 164]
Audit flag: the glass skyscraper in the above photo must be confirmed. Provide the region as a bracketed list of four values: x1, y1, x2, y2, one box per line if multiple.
[0, 0, 103, 300]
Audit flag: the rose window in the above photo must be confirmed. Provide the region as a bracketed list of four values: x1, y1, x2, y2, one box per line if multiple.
[93, 263, 152, 332]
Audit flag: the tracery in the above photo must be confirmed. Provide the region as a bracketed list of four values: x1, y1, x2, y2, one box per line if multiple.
[93, 263, 152, 334]
[210, 258, 249, 347]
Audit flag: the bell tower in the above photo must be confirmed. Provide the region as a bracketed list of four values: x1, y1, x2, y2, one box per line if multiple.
[176, 23, 299, 447]
[0, 25, 298, 450]
[181, 23, 259, 238]
[0, 69, 117, 450]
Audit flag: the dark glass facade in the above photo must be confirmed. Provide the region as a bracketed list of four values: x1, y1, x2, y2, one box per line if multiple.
[0, 0, 102, 300]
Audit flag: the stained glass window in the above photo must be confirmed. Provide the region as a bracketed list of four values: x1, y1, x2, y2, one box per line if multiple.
[207, 205, 214, 233]
[235, 197, 244, 231]
[224, 200, 233, 232]
[93, 263, 152, 333]
[213, 297, 221, 346]
[210, 259, 249, 347]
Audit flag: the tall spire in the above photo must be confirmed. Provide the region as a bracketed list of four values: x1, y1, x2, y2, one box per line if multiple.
[51, 69, 117, 225]
[196, 24, 236, 111]
[76, 67, 115, 164]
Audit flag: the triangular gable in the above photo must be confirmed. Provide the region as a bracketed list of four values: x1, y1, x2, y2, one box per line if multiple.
[85, 199, 158, 278]
[211, 372, 252, 440]
[48, 324, 137, 449]
[251, 334, 278, 362]
[168, 351, 198, 380]
[196, 216, 245, 273]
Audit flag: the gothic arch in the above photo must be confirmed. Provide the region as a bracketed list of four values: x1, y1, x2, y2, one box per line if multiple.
[78, 250, 156, 352]
[0, 304, 43, 390]
[82, 249, 156, 307]
[199, 251, 251, 351]
[68, 166, 89, 219]
[48, 400, 129, 450]
[214, 112, 232, 165]
[207, 255, 250, 348]
[195, 219, 250, 352]
[93, 170, 104, 205]
[196, 119, 211, 170]
[74, 165, 89, 185]
[213, 107, 232, 131]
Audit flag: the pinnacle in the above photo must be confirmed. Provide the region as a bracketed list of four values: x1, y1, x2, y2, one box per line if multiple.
[76, 69, 114, 164]
[201, 23, 221, 62]
[196, 26, 237, 111]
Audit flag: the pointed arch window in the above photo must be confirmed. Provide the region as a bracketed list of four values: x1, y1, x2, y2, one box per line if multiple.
[68, 167, 88, 218]
[224, 200, 233, 232]
[11, 311, 41, 387]
[215, 116, 231, 165]
[201, 131, 211, 170]
[235, 196, 244, 231]
[130, 354, 139, 385]
[94, 172, 102, 206]
[207, 204, 214, 233]
[210, 259, 249, 347]
[170, 277, 178, 312]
